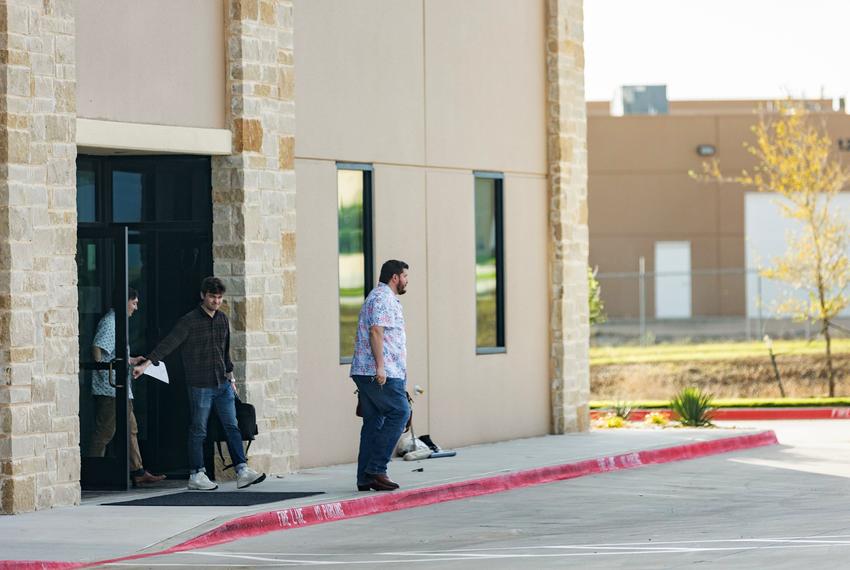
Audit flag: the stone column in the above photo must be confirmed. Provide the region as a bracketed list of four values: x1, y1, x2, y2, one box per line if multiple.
[0, 0, 79, 513]
[546, 0, 590, 434]
[212, 0, 298, 475]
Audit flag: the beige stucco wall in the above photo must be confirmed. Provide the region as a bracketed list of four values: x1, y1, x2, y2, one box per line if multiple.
[295, 160, 550, 467]
[295, 160, 433, 467]
[426, 170, 550, 447]
[294, 0, 425, 164]
[425, 0, 547, 174]
[75, 0, 225, 129]
[293, 0, 546, 174]
[294, 0, 552, 467]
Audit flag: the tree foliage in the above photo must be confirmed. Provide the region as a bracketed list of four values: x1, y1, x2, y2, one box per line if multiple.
[692, 101, 850, 396]
[589, 266, 607, 326]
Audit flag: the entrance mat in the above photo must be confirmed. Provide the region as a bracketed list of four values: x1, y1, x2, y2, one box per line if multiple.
[104, 491, 324, 507]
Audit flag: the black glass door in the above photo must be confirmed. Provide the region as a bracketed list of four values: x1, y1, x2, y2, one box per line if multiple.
[77, 226, 130, 490]
[77, 155, 213, 483]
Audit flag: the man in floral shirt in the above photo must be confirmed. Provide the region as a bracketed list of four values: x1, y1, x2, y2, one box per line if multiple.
[350, 259, 411, 491]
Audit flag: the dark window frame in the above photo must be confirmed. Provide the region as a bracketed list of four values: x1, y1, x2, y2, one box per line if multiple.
[337, 162, 374, 364]
[76, 154, 213, 231]
[474, 171, 506, 354]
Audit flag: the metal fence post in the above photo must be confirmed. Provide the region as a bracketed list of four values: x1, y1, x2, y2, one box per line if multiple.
[639, 256, 646, 346]
[757, 273, 764, 335]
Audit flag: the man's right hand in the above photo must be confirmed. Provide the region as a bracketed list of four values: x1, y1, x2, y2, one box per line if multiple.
[132, 360, 151, 379]
[375, 367, 387, 386]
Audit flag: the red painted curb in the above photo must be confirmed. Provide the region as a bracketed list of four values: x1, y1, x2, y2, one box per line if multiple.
[591, 408, 850, 421]
[3, 430, 778, 569]
[0, 560, 83, 570]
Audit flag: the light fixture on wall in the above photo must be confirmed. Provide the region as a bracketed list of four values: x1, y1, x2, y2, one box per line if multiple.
[696, 144, 716, 157]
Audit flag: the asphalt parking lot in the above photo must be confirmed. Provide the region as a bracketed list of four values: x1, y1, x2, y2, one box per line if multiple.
[106, 421, 850, 569]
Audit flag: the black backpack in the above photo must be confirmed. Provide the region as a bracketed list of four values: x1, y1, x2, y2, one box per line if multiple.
[207, 394, 258, 470]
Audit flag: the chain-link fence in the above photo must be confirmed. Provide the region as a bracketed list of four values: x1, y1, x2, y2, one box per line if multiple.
[592, 263, 850, 346]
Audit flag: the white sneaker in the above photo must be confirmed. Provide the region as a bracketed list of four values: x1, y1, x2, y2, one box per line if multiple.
[236, 467, 266, 489]
[188, 471, 218, 491]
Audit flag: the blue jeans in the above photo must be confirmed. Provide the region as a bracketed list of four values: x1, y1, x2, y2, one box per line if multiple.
[187, 383, 246, 474]
[352, 375, 410, 484]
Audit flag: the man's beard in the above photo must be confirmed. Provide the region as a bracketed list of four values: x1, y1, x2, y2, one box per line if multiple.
[397, 284, 407, 295]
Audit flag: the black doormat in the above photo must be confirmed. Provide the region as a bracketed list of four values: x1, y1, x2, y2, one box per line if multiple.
[104, 491, 324, 507]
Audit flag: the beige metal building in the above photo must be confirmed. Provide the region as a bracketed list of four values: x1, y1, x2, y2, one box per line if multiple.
[588, 97, 850, 321]
[0, 0, 589, 513]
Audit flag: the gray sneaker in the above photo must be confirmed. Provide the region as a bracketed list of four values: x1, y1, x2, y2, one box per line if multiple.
[236, 466, 266, 489]
[188, 471, 218, 491]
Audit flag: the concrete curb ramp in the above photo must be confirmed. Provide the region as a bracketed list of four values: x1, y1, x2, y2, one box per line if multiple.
[1, 430, 778, 570]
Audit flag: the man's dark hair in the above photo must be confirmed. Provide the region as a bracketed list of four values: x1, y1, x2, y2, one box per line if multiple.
[201, 276, 226, 295]
[112, 287, 138, 309]
[379, 260, 409, 285]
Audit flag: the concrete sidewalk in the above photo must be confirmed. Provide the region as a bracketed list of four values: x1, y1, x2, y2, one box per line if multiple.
[0, 427, 775, 566]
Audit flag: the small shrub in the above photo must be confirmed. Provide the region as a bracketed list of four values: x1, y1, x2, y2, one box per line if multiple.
[670, 387, 715, 427]
[612, 400, 632, 420]
[644, 411, 670, 426]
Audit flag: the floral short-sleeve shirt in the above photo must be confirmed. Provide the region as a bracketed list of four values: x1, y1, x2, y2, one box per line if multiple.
[350, 283, 407, 379]
[91, 309, 133, 399]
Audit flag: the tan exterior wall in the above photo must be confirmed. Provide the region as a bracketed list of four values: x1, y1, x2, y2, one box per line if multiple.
[588, 106, 850, 318]
[295, 161, 433, 467]
[294, 0, 558, 467]
[293, 0, 425, 165]
[75, 0, 225, 129]
[294, 0, 547, 175]
[295, 160, 550, 468]
[426, 170, 550, 447]
[425, 0, 547, 174]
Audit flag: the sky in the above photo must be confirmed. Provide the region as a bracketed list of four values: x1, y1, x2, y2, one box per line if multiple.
[584, 0, 850, 102]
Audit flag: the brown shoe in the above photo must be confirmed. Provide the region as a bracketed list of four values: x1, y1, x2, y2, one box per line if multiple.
[132, 471, 167, 487]
[365, 473, 399, 491]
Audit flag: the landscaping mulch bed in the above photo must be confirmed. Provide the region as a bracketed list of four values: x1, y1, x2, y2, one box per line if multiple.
[591, 353, 850, 400]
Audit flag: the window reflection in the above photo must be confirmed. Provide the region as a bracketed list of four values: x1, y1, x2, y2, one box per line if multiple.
[113, 171, 144, 222]
[475, 176, 504, 349]
[77, 167, 96, 222]
[338, 169, 370, 360]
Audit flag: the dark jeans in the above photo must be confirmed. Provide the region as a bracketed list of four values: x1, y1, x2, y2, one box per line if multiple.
[352, 375, 410, 484]
[187, 383, 246, 474]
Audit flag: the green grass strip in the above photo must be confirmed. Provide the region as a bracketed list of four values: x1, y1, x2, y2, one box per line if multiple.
[590, 338, 850, 366]
[590, 397, 850, 409]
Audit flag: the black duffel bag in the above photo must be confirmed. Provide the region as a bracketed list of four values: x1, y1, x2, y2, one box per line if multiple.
[207, 393, 258, 470]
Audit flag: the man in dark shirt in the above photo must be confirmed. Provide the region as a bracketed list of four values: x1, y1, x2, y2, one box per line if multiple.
[133, 276, 265, 491]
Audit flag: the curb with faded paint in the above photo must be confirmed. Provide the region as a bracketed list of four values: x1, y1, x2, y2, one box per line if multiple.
[1, 430, 779, 569]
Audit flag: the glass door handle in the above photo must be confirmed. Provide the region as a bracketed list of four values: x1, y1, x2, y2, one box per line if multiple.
[108, 358, 125, 388]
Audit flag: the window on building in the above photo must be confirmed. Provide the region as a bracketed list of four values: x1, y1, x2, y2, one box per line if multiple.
[474, 173, 505, 352]
[76, 160, 97, 223]
[338, 164, 374, 362]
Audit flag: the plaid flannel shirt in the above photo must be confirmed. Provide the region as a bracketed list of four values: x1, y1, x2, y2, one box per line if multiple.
[146, 306, 233, 388]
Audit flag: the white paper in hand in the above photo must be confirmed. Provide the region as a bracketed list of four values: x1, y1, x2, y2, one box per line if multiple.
[143, 362, 169, 384]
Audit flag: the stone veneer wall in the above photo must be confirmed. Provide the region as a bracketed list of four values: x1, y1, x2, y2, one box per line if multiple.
[0, 0, 79, 513]
[546, 0, 590, 434]
[211, 0, 298, 475]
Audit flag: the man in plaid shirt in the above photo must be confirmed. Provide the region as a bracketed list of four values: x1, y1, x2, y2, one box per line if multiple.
[133, 276, 265, 491]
